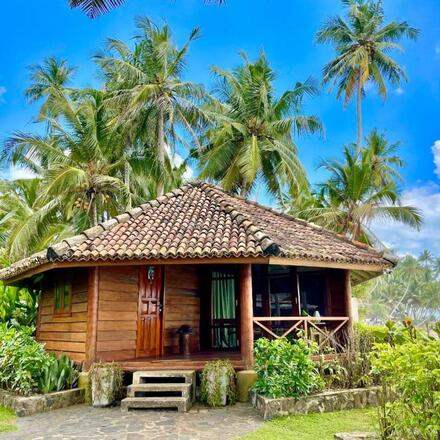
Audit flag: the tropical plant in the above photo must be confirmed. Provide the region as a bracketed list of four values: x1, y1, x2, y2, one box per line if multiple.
[316, 0, 418, 151]
[253, 337, 321, 399]
[291, 142, 422, 243]
[197, 52, 322, 197]
[25, 57, 76, 121]
[371, 338, 440, 440]
[359, 253, 440, 327]
[0, 282, 40, 328]
[38, 354, 79, 394]
[95, 17, 206, 196]
[68, 0, 225, 18]
[0, 325, 53, 396]
[0, 179, 73, 261]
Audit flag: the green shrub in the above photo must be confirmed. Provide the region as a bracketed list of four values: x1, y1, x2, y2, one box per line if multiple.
[38, 354, 79, 394]
[253, 337, 321, 399]
[371, 339, 440, 440]
[0, 325, 78, 396]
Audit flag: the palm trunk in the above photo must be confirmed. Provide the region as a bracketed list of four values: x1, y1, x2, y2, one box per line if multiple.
[92, 194, 98, 227]
[124, 159, 131, 210]
[157, 106, 165, 197]
[356, 69, 363, 154]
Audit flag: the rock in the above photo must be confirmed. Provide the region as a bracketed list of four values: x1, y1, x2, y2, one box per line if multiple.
[236, 370, 257, 403]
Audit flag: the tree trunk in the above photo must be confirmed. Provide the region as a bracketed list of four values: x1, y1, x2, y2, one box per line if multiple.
[92, 194, 98, 227]
[157, 106, 165, 197]
[124, 159, 131, 210]
[356, 69, 363, 154]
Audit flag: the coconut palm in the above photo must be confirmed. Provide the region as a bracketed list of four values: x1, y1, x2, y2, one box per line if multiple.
[69, 0, 224, 18]
[6, 90, 128, 227]
[95, 17, 206, 195]
[0, 178, 73, 262]
[25, 57, 76, 120]
[316, 0, 418, 151]
[197, 52, 322, 197]
[293, 145, 422, 243]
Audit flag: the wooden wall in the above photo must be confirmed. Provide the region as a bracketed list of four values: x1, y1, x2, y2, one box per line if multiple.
[37, 268, 88, 363]
[96, 266, 139, 362]
[163, 265, 202, 355]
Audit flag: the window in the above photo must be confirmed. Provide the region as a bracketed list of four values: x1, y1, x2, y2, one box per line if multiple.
[54, 280, 72, 315]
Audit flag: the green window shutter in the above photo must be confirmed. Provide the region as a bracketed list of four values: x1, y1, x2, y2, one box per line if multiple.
[63, 282, 72, 311]
[55, 284, 61, 311]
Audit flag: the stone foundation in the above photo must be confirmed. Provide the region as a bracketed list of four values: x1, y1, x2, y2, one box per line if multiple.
[253, 387, 381, 420]
[0, 388, 84, 417]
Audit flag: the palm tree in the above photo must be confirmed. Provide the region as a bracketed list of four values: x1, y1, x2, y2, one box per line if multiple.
[25, 57, 76, 120]
[197, 52, 322, 197]
[95, 17, 206, 196]
[293, 145, 422, 243]
[69, 0, 224, 18]
[6, 90, 128, 227]
[316, 0, 418, 151]
[0, 178, 73, 262]
[365, 129, 403, 186]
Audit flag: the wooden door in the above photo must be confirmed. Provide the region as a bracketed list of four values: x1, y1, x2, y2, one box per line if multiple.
[136, 266, 163, 358]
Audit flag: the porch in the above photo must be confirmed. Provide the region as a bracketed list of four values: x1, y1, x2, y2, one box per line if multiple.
[105, 262, 352, 371]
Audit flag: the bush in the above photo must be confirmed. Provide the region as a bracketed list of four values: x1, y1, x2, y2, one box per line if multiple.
[253, 337, 321, 399]
[0, 325, 78, 396]
[371, 338, 440, 440]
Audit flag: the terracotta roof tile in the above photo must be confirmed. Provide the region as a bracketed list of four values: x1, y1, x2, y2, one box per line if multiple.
[0, 182, 394, 281]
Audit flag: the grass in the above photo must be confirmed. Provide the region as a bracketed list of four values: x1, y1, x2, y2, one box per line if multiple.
[0, 405, 17, 433]
[240, 408, 377, 440]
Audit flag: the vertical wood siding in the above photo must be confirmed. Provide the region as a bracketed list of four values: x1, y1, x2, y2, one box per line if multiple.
[163, 265, 202, 355]
[37, 268, 88, 363]
[96, 266, 139, 361]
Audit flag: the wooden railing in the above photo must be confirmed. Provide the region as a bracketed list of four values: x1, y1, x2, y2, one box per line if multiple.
[252, 316, 350, 351]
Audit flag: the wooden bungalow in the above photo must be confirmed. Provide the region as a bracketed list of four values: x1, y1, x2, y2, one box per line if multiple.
[0, 182, 394, 372]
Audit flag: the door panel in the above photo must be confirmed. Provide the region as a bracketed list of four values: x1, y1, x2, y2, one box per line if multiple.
[136, 266, 163, 358]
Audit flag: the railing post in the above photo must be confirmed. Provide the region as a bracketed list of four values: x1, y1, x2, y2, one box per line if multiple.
[84, 267, 99, 371]
[239, 264, 254, 369]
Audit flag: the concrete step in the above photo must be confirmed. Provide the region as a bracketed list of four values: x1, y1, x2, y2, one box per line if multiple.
[132, 370, 196, 386]
[127, 383, 192, 398]
[121, 396, 191, 412]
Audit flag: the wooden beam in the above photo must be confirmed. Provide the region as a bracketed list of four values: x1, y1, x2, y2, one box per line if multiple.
[239, 264, 254, 369]
[269, 256, 387, 273]
[344, 270, 354, 335]
[84, 267, 99, 371]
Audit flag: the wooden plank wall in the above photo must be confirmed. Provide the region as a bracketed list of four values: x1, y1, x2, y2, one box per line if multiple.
[96, 266, 139, 362]
[163, 265, 202, 355]
[326, 269, 348, 330]
[37, 268, 88, 363]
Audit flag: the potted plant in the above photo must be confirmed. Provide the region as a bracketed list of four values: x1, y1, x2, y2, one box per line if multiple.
[89, 362, 123, 407]
[200, 360, 236, 407]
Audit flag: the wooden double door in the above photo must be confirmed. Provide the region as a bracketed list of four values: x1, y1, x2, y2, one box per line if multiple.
[136, 266, 163, 358]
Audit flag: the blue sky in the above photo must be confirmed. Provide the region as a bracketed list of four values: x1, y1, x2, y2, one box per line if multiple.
[0, 0, 440, 255]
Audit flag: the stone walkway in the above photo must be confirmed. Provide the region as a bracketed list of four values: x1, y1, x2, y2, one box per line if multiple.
[2, 403, 263, 440]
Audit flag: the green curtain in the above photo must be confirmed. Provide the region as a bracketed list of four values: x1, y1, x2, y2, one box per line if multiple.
[212, 271, 237, 348]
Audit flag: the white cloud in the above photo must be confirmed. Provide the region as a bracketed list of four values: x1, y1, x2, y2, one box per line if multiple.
[8, 165, 36, 180]
[0, 86, 6, 103]
[431, 140, 440, 178]
[373, 182, 440, 256]
[173, 152, 193, 180]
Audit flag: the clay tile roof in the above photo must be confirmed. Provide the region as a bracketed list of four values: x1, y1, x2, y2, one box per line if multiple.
[0, 182, 394, 281]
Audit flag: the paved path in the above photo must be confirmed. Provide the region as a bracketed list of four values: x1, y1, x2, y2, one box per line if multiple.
[2, 403, 262, 440]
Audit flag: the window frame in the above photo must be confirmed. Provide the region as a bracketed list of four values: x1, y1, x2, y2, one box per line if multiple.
[53, 278, 72, 316]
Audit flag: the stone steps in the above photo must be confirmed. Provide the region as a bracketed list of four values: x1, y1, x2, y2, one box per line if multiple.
[127, 383, 192, 398]
[121, 370, 196, 412]
[121, 396, 191, 412]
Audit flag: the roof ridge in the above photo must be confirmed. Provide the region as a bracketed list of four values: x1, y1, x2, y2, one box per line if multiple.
[48, 184, 194, 261]
[197, 182, 280, 256]
[195, 182, 389, 260]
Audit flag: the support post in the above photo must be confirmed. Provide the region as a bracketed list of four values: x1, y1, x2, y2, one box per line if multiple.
[239, 264, 254, 369]
[344, 270, 354, 335]
[84, 267, 99, 371]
